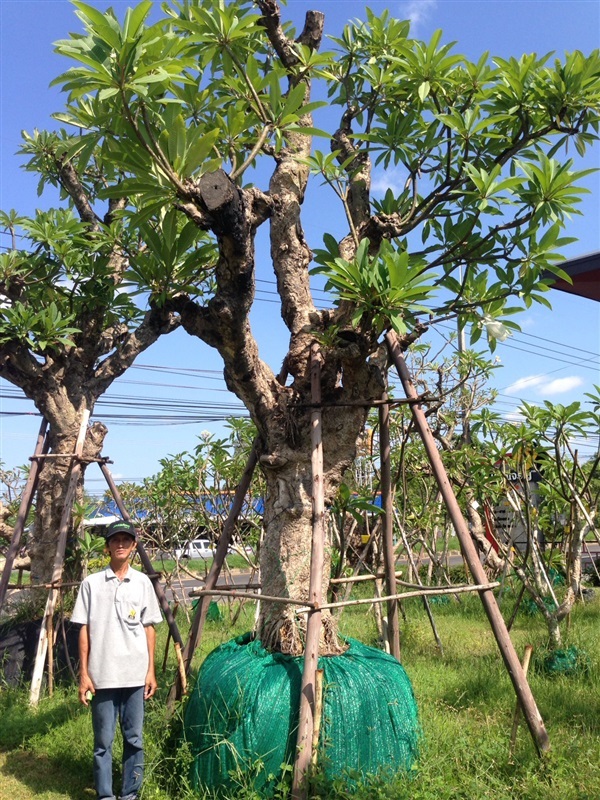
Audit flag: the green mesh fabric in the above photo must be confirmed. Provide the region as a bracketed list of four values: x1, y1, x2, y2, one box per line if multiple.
[523, 596, 555, 616]
[183, 634, 420, 793]
[191, 600, 223, 621]
[206, 601, 223, 622]
[548, 568, 566, 587]
[542, 646, 590, 677]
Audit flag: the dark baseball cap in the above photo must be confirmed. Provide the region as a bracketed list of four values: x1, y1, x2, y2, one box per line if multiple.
[105, 520, 137, 542]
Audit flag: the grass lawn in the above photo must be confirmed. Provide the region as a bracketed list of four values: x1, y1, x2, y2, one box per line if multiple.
[1, 586, 599, 799]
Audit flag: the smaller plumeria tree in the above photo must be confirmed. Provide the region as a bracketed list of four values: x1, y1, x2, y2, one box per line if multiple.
[470, 389, 600, 648]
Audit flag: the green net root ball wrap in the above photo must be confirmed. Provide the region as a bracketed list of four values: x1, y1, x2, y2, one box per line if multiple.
[184, 633, 420, 793]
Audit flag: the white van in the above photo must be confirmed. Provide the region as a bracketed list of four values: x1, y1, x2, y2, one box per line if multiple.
[174, 538, 214, 560]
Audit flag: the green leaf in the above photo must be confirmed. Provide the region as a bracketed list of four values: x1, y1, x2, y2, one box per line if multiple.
[418, 81, 431, 102]
[72, 1, 123, 50]
[182, 128, 220, 178]
[123, 0, 152, 40]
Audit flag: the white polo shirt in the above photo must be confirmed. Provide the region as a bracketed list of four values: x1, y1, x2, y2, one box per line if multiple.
[71, 565, 163, 689]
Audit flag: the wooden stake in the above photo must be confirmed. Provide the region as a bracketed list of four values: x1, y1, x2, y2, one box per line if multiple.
[293, 344, 326, 800]
[167, 441, 260, 707]
[386, 332, 550, 756]
[509, 645, 534, 757]
[30, 411, 90, 706]
[0, 418, 49, 615]
[311, 669, 325, 768]
[395, 510, 444, 654]
[379, 399, 401, 661]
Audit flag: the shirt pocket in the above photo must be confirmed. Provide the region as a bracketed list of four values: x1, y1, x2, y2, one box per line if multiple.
[117, 595, 143, 628]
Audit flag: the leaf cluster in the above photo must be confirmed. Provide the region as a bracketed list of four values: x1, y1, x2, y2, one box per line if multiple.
[312, 237, 435, 336]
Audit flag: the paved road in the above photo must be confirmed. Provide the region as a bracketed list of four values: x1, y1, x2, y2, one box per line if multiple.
[164, 568, 258, 604]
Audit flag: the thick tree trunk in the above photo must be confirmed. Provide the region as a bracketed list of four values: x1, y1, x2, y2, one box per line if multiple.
[29, 398, 107, 592]
[258, 457, 342, 655]
[256, 387, 373, 654]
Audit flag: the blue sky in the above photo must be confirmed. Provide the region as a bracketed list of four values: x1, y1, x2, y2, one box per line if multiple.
[1, 0, 599, 489]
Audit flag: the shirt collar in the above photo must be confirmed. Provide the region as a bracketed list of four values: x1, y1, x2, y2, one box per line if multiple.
[105, 565, 131, 582]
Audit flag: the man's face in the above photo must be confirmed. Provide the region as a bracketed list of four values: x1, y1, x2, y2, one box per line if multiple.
[106, 533, 136, 561]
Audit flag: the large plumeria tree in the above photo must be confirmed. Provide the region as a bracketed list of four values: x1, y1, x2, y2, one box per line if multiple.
[38, 0, 600, 652]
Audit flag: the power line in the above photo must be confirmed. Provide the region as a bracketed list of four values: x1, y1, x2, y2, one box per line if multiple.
[517, 329, 599, 360]
[435, 322, 599, 373]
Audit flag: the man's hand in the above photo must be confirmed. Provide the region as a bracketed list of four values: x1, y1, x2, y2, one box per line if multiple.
[144, 670, 157, 700]
[79, 675, 95, 706]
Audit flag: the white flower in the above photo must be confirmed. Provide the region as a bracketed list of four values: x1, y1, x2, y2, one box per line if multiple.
[482, 315, 510, 342]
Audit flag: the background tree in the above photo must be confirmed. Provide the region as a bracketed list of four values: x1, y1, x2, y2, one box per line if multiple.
[0, 462, 28, 544]
[469, 393, 600, 648]
[49, 0, 600, 653]
[101, 418, 263, 610]
[0, 142, 213, 589]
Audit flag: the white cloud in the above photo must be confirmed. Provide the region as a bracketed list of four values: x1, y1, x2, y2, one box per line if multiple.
[504, 374, 585, 398]
[517, 315, 536, 330]
[543, 376, 584, 395]
[503, 411, 525, 423]
[504, 375, 546, 395]
[371, 167, 407, 197]
[399, 0, 437, 32]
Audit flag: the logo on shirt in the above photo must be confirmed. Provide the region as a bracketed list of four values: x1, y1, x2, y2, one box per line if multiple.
[128, 609, 137, 621]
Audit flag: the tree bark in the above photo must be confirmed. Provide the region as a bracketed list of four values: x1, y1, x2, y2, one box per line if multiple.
[29, 403, 107, 591]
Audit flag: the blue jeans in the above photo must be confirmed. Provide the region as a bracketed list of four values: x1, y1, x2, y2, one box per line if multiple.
[91, 686, 145, 800]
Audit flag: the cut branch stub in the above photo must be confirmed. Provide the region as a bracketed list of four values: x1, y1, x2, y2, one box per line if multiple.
[198, 170, 236, 213]
[197, 170, 248, 258]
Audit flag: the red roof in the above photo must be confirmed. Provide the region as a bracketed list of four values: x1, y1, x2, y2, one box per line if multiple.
[550, 252, 600, 302]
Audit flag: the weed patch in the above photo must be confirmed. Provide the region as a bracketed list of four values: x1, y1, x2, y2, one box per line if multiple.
[0, 595, 599, 800]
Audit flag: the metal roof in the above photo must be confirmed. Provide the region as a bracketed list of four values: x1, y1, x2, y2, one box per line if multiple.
[550, 252, 600, 302]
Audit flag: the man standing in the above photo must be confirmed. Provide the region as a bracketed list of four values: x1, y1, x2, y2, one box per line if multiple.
[72, 519, 163, 800]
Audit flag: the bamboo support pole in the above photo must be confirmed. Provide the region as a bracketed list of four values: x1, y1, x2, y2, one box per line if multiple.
[100, 462, 187, 692]
[0, 418, 49, 615]
[293, 344, 326, 800]
[191, 583, 493, 611]
[330, 571, 404, 585]
[29, 453, 108, 461]
[310, 669, 325, 768]
[509, 645, 534, 757]
[167, 441, 260, 707]
[395, 510, 444, 654]
[379, 399, 401, 661]
[30, 411, 90, 706]
[190, 588, 314, 606]
[47, 612, 54, 697]
[332, 572, 476, 593]
[386, 331, 550, 756]
[296, 582, 500, 613]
